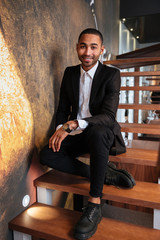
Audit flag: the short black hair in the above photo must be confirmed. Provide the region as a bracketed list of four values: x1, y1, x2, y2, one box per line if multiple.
[78, 28, 103, 44]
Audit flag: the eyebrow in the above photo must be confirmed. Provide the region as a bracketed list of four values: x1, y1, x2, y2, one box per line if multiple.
[79, 42, 98, 46]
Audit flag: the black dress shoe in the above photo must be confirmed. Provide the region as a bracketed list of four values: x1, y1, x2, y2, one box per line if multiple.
[105, 162, 136, 189]
[74, 202, 102, 240]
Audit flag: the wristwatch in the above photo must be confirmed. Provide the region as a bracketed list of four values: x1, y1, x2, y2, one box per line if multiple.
[62, 123, 72, 133]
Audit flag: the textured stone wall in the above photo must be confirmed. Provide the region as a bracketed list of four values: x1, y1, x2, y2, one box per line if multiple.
[0, 0, 119, 239]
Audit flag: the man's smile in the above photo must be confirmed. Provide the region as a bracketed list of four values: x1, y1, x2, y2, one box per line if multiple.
[82, 56, 93, 61]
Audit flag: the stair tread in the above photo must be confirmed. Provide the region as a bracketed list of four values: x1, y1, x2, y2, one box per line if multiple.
[120, 71, 160, 77]
[104, 57, 160, 69]
[118, 103, 160, 110]
[80, 148, 158, 166]
[109, 148, 158, 166]
[121, 86, 160, 91]
[116, 44, 160, 60]
[34, 170, 160, 209]
[9, 202, 160, 240]
[119, 122, 160, 134]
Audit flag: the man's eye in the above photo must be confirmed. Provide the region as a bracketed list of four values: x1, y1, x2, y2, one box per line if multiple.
[91, 46, 97, 50]
[80, 46, 85, 49]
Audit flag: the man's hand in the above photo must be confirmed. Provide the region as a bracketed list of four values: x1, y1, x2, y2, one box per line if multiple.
[49, 127, 69, 152]
[49, 120, 79, 152]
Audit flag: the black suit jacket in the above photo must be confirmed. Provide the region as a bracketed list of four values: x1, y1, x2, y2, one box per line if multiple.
[56, 61, 126, 155]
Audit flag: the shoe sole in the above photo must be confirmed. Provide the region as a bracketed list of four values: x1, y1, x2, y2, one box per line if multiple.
[107, 164, 136, 187]
[74, 216, 102, 240]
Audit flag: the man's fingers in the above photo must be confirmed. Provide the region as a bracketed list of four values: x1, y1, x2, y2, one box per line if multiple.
[49, 128, 68, 152]
[49, 135, 57, 152]
[54, 136, 60, 152]
[55, 138, 62, 152]
[51, 138, 56, 152]
[49, 138, 52, 148]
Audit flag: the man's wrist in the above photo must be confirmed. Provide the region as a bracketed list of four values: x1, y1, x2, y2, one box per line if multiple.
[72, 120, 79, 130]
[62, 123, 72, 133]
[62, 120, 79, 133]
[68, 120, 79, 131]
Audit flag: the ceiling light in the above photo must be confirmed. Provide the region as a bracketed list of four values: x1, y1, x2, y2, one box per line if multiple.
[136, 36, 140, 39]
[130, 28, 133, 31]
[122, 18, 126, 22]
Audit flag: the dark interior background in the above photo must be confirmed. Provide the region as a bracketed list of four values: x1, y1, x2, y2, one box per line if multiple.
[120, 0, 160, 43]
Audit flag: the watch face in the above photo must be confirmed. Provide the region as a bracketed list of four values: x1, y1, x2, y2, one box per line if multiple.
[63, 123, 69, 130]
[63, 123, 72, 133]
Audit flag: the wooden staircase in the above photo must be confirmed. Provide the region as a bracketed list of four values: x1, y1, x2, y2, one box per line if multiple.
[9, 45, 160, 239]
[8, 202, 160, 240]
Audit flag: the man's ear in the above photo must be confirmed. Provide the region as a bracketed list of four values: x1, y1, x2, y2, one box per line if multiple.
[100, 45, 105, 55]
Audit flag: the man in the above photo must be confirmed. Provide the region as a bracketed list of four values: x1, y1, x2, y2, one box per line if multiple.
[40, 28, 135, 240]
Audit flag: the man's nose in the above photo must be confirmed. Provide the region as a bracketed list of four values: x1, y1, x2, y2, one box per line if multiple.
[84, 47, 91, 55]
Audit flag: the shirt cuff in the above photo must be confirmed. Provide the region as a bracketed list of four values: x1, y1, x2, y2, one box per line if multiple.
[56, 120, 88, 136]
[56, 124, 62, 131]
[77, 119, 88, 130]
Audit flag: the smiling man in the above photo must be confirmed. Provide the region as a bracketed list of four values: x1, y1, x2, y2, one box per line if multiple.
[40, 28, 135, 240]
[77, 32, 104, 71]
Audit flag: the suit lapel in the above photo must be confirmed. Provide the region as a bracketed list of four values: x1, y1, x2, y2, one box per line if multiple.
[71, 63, 104, 111]
[89, 62, 104, 106]
[71, 65, 80, 111]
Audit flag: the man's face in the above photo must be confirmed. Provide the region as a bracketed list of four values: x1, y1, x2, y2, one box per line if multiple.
[76, 33, 104, 71]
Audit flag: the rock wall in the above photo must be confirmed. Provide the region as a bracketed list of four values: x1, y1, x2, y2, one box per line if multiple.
[0, 0, 119, 239]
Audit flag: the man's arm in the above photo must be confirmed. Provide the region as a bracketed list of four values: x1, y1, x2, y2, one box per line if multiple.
[49, 120, 79, 152]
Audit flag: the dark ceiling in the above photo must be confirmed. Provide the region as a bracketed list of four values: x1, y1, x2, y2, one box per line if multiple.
[120, 0, 160, 44]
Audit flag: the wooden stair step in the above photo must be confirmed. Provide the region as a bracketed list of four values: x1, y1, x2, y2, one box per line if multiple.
[103, 57, 160, 69]
[80, 148, 158, 167]
[9, 202, 160, 240]
[118, 103, 160, 110]
[116, 43, 160, 60]
[120, 71, 160, 77]
[109, 148, 158, 166]
[34, 170, 160, 209]
[119, 123, 160, 135]
[121, 86, 160, 91]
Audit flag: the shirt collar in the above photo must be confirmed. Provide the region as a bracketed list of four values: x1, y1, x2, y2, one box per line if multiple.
[81, 61, 99, 79]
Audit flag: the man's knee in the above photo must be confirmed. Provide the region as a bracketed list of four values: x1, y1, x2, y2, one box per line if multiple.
[86, 125, 114, 149]
[87, 125, 113, 139]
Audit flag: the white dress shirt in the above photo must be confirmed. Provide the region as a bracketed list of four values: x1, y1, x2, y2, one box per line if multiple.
[57, 61, 99, 135]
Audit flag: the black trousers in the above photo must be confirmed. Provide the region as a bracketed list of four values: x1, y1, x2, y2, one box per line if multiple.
[40, 125, 114, 198]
